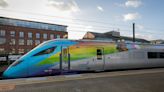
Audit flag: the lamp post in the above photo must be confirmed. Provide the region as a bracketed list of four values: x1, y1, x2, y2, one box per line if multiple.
[133, 23, 135, 43]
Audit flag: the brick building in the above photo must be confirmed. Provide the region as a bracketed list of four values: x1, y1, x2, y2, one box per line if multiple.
[0, 17, 68, 55]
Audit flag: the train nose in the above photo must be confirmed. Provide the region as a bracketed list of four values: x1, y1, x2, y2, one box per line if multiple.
[3, 67, 20, 78]
[3, 68, 12, 78]
[3, 67, 23, 78]
[3, 66, 28, 78]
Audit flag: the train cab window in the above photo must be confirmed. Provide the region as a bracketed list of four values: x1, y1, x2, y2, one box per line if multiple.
[12, 60, 23, 66]
[97, 49, 103, 60]
[33, 47, 56, 56]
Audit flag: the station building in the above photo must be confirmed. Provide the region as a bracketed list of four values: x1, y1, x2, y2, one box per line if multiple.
[83, 31, 150, 43]
[151, 39, 164, 44]
[0, 17, 68, 55]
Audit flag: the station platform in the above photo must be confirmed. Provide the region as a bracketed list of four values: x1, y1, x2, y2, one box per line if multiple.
[0, 68, 164, 92]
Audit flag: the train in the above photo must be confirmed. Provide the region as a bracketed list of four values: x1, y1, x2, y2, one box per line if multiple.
[2, 39, 164, 78]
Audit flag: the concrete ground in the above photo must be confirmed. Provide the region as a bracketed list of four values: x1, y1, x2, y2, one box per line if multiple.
[1, 68, 164, 92]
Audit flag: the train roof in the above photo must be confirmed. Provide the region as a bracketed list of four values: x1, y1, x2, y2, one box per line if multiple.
[45, 39, 164, 46]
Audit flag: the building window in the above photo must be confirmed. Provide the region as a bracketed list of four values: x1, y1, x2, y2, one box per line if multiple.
[19, 39, 24, 45]
[36, 33, 40, 39]
[10, 48, 15, 54]
[35, 40, 40, 45]
[0, 30, 6, 36]
[50, 34, 55, 39]
[12, 48, 15, 54]
[19, 32, 24, 38]
[0, 38, 6, 44]
[43, 33, 48, 39]
[0, 48, 4, 52]
[57, 35, 60, 39]
[10, 31, 15, 37]
[27, 40, 33, 45]
[10, 39, 16, 45]
[26, 49, 31, 52]
[0, 48, 5, 54]
[18, 49, 24, 54]
[28, 32, 32, 38]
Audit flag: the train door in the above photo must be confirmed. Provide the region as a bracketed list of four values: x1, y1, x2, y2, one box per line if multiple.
[92, 48, 105, 71]
[59, 46, 70, 73]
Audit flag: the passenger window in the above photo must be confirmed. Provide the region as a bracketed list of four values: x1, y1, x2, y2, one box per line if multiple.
[33, 47, 56, 56]
[148, 52, 164, 59]
[160, 53, 164, 58]
[97, 49, 103, 60]
[148, 52, 158, 58]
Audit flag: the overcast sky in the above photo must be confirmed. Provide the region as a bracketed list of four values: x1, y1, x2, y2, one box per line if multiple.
[0, 0, 163, 40]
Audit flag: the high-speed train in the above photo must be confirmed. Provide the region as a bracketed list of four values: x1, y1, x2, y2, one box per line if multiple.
[3, 39, 164, 78]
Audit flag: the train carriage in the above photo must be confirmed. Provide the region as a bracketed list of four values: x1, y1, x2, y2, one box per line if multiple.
[3, 39, 164, 78]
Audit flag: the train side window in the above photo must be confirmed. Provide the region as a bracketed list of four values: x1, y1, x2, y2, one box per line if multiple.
[148, 52, 158, 59]
[33, 47, 56, 56]
[160, 52, 164, 58]
[97, 49, 103, 60]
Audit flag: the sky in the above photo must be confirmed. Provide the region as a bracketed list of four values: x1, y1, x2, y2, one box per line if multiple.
[0, 0, 163, 40]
